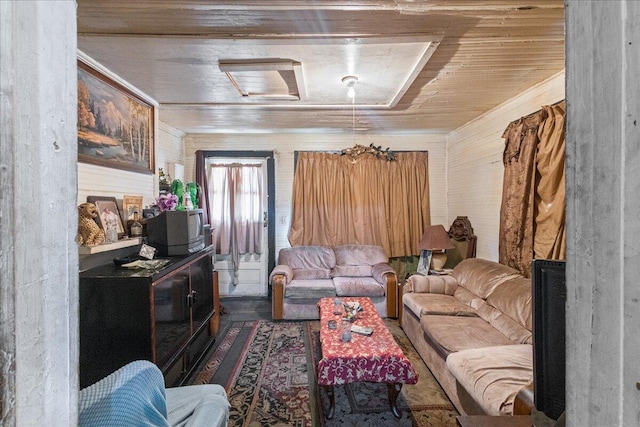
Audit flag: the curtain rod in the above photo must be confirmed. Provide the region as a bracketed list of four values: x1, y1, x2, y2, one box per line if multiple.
[525, 99, 565, 119]
[210, 163, 262, 168]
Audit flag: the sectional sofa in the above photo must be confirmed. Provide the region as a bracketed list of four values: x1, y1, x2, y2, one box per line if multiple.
[400, 258, 534, 416]
[270, 245, 398, 320]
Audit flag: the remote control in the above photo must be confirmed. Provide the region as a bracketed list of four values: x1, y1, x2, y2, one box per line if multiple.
[350, 325, 374, 335]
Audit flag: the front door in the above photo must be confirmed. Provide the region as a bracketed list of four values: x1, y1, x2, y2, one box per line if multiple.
[206, 157, 269, 296]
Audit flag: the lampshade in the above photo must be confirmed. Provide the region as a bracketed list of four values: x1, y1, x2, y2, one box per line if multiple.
[419, 224, 454, 251]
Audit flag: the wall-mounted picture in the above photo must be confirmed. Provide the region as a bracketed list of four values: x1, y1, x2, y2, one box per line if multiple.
[87, 196, 125, 239]
[122, 195, 144, 221]
[77, 59, 154, 174]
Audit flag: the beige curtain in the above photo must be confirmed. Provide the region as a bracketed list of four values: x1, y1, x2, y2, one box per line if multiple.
[534, 101, 566, 260]
[499, 101, 566, 277]
[288, 151, 430, 258]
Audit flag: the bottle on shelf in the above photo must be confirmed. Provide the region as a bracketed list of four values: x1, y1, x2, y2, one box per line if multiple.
[128, 211, 143, 237]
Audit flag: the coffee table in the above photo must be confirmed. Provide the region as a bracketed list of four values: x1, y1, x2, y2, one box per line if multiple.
[317, 297, 418, 419]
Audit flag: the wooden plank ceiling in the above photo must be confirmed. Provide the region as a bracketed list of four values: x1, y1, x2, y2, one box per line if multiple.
[76, 0, 565, 134]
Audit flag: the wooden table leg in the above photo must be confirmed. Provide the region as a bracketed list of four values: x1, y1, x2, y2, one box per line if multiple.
[387, 383, 402, 418]
[324, 385, 336, 419]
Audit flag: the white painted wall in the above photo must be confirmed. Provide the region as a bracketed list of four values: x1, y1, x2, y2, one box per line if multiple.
[183, 133, 448, 257]
[446, 71, 565, 261]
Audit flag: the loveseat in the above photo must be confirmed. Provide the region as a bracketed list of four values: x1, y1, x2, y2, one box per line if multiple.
[271, 245, 398, 320]
[400, 258, 534, 416]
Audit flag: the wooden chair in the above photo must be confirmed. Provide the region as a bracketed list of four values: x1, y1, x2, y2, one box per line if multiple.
[443, 216, 477, 269]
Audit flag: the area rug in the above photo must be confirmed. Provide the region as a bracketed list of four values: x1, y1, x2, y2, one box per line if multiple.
[191, 319, 458, 427]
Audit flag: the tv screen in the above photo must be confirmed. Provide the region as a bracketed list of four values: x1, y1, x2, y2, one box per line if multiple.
[147, 209, 205, 256]
[532, 259, 566, 421]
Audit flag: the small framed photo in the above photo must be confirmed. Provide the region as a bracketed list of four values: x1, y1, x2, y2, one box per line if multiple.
[416, 250, 432, 275]
[143, 207, 160, 219]
[122, 195, 144, 221]
[87, 196, 126, 239]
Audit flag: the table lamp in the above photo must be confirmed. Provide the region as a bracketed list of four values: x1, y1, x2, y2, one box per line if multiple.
[419, 224, 455, 271]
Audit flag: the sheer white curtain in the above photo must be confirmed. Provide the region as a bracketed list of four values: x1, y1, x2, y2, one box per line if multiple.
[207, 163, 264, 281]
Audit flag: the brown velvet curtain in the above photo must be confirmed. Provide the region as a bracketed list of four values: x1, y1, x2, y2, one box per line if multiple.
[288, 151, 430, 258]
[499, 101, 566, 277]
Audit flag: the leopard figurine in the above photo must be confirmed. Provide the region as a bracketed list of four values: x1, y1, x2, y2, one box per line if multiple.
[77, 202, 105, 246]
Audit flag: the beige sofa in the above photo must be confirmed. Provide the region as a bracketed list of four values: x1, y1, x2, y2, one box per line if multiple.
[400, 258, 534, 416]
[271, 245, 398, 320]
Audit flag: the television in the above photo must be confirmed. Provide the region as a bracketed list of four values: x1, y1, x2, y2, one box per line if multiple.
[146, 209, 205, 256]
[531, 259, 566, 421]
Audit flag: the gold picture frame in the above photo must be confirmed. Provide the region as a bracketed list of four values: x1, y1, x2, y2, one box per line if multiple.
[122, 195, 144, 222]
[77, 59, 155, 174]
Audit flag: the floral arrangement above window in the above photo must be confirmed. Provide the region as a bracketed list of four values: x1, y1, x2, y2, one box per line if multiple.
[341, 143, 396, 162]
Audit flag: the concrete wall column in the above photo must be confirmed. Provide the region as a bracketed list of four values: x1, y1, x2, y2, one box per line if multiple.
[0, 1, 78, 425]
[566, 1, 640, 425]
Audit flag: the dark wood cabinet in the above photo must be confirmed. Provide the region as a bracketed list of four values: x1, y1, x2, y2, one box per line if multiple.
[79, 246, 219, 388]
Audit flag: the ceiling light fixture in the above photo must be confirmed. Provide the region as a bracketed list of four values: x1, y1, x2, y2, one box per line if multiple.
[342, 75, 358, 99]
[342, 75, 359, 143]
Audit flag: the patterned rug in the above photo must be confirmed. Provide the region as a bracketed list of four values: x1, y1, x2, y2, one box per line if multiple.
[191, 319, 458, 427]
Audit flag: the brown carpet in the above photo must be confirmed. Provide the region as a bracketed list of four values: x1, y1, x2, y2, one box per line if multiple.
[190, 319, 458, 427]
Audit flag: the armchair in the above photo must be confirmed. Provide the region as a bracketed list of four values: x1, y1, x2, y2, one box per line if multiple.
[79, 360, 230, 427]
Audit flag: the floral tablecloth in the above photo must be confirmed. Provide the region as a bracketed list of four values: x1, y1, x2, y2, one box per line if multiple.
[317, 297, 418, 386]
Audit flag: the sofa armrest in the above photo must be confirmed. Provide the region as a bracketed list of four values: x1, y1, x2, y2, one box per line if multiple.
[271, 274, 286, 320]
[383, 271, 398, 318]
[269, 265, 293, 284]
[513, 382, 534, 415]
[372, 262, 395, 283]
[398, 280, 410, 327]
[406, 274, 458, 295]
[79, 360, 170, 427]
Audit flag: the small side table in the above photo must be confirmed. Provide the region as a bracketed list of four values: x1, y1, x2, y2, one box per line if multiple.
[456, 415, 533, 427]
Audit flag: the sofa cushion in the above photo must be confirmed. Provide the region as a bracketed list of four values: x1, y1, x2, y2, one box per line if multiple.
[475, 301, 532, 344]
[420, 315, 513, 358]
[409, 274, 458, 295]
[403, 293, 478, 319]
[452, 258, 521, 299]
[331, 265, 372, 278]
[284, 279, 336, 299]
[293, 268, 331, 280]
[277, 246, 336, 270]
[485, 276, 533, 332]
[453, 286, 483, 307]
[333, 244, 388, 266]
[446, 344, 533, 416]
[332, 276, 385, 297]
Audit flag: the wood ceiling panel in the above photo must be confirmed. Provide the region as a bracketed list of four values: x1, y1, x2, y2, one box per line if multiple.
[76, 0, 565, 134]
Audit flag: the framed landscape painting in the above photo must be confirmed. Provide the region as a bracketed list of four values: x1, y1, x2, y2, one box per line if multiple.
[77, 59, 155, 174]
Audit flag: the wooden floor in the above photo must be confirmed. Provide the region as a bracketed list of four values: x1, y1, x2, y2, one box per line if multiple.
[218, 296, 272, 331]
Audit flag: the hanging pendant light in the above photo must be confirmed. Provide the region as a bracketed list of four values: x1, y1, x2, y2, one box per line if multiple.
[342, 76, 358, 145]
